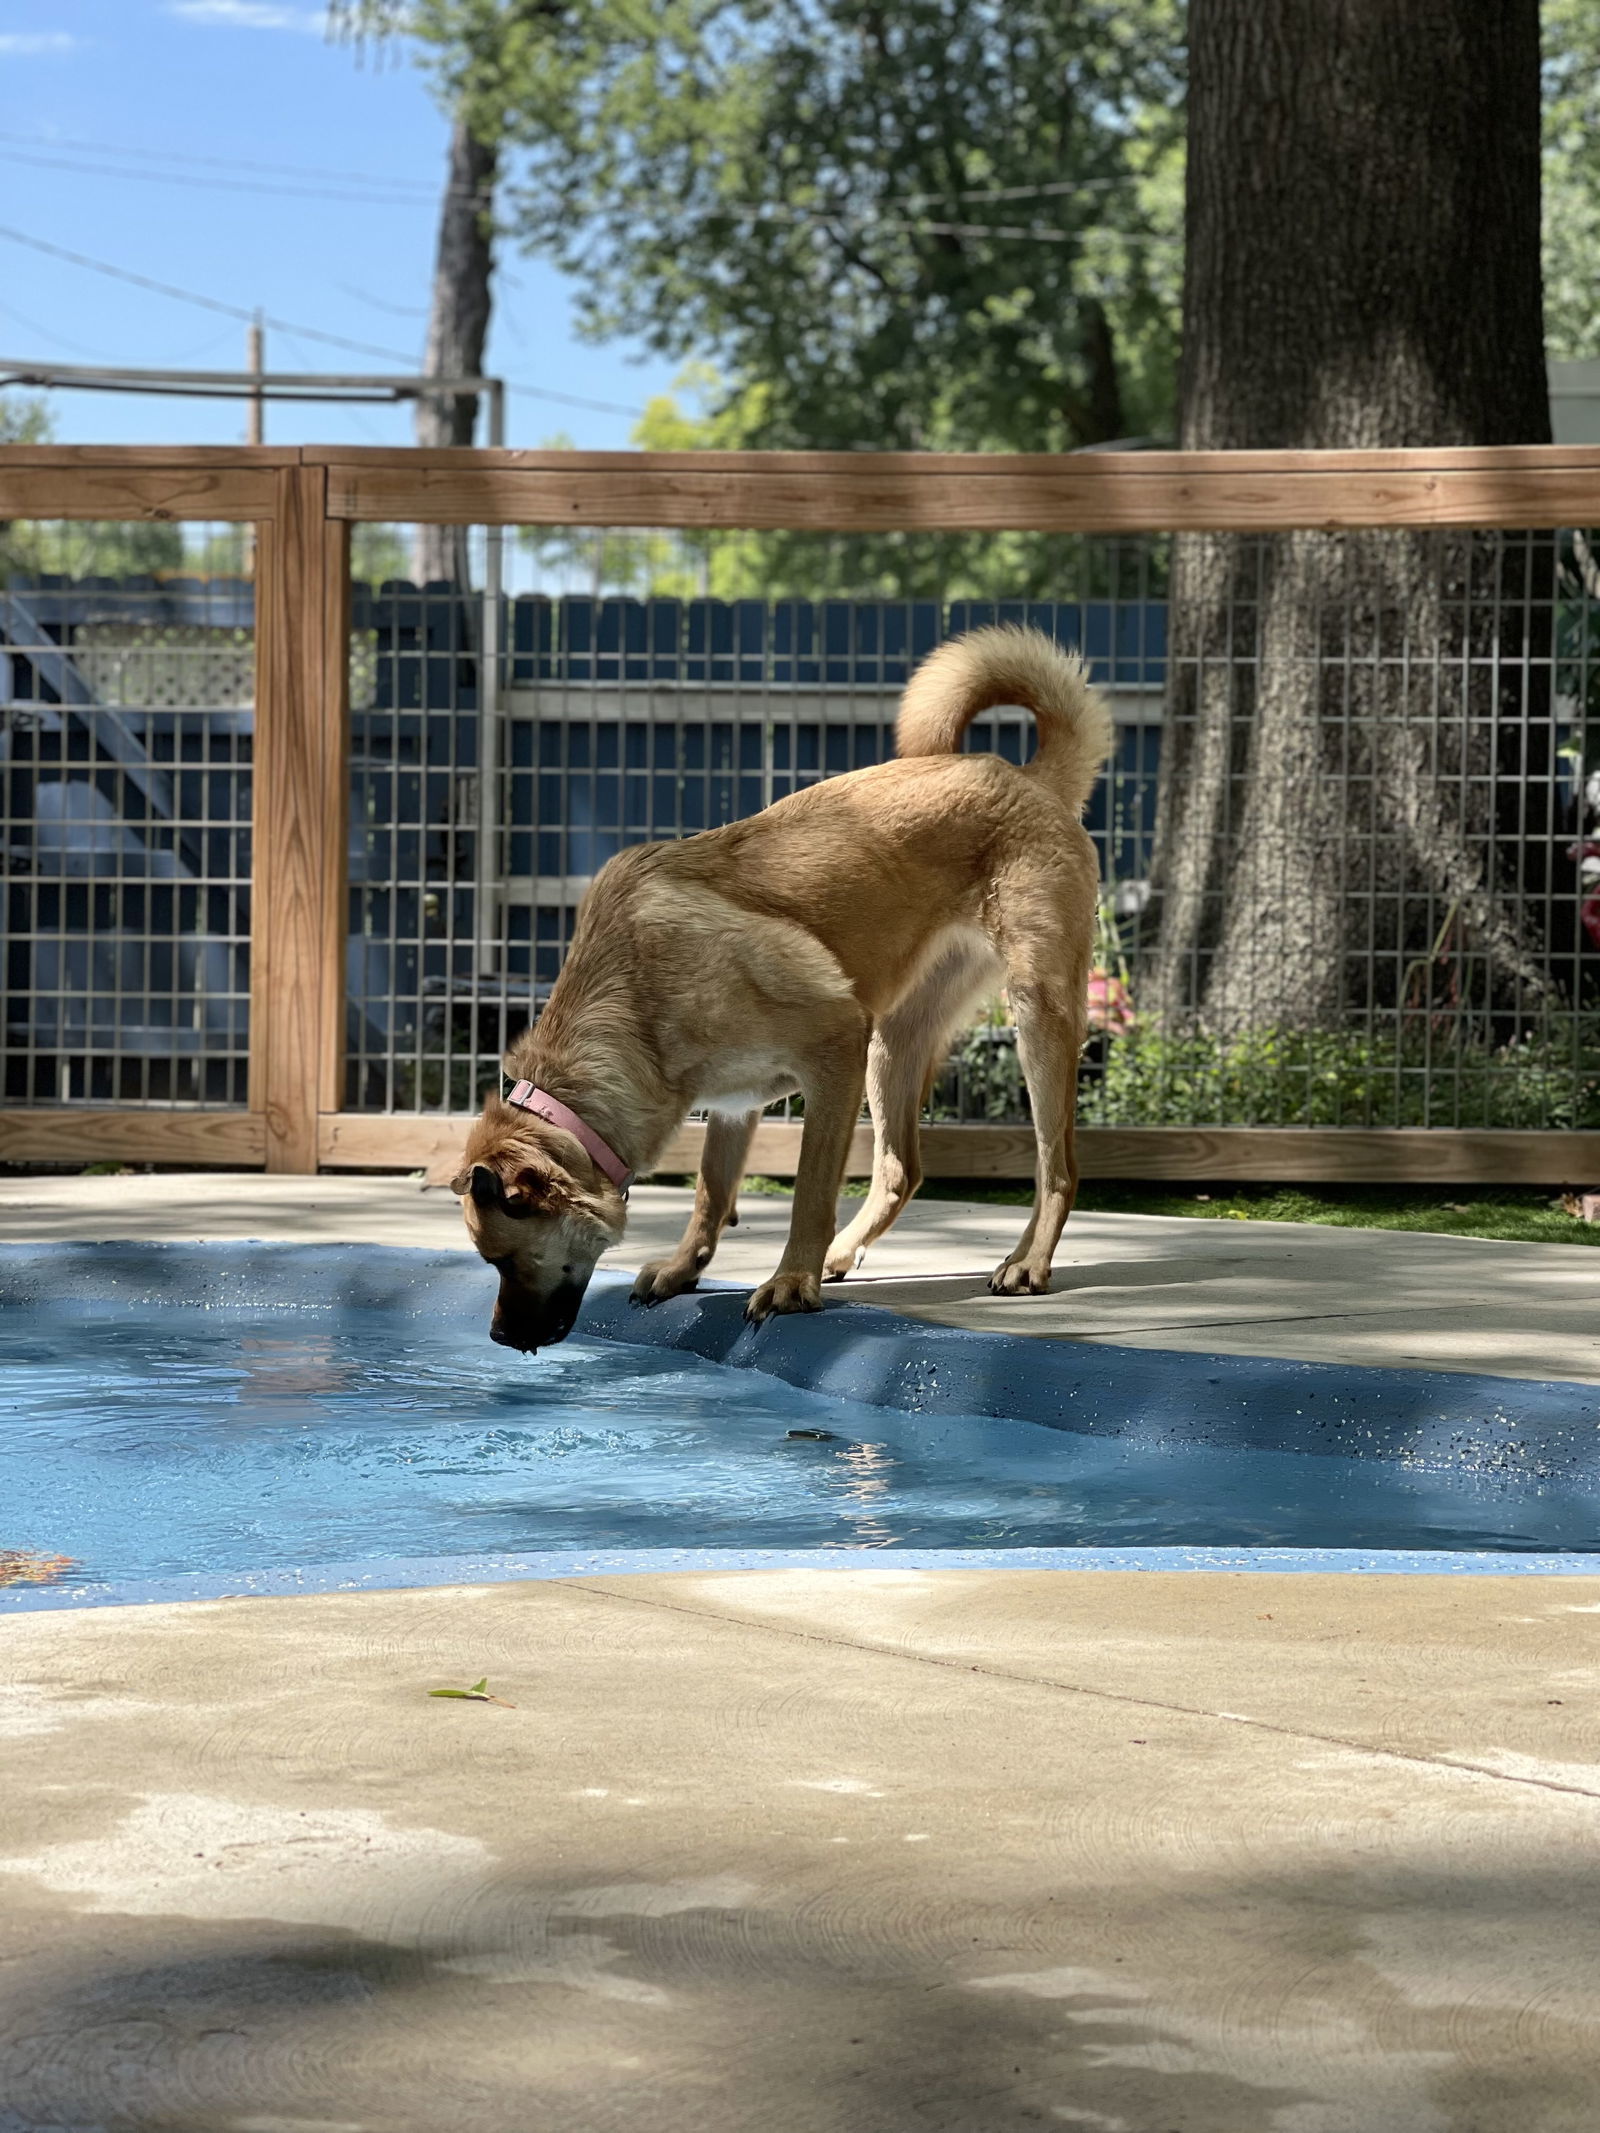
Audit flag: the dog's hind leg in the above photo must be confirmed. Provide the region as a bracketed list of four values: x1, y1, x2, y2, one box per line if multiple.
[824, 932, 998, 1280]
[984, 870, 1092, 1297]
[630, 1107, 760, 1307]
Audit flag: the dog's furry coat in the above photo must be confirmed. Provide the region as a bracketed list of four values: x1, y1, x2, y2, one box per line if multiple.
[454, 626, 1111, 1349]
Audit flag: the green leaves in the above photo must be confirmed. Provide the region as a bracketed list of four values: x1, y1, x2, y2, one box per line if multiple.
[495, 0, 1184, 455]
[1545, 0, 1600, 360]
[429, 1676, 517, 1706]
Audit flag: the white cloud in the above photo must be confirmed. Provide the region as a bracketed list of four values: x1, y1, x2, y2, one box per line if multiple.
[0, 31, 80, 53]
[167, 0, 326, 29]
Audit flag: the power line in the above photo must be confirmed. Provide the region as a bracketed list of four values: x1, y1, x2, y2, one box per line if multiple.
[0, 221, 420, 359]
[0, 128, 1149, 218]
[336, 280, 430, 319]
[0, 221, 646, 417]
[0, 142, 1161, 235]
[0, 129, 438, 193]
[0, 144, 1150, 237]
[0, 145, 458, 209]
[719, 200, 1177, 245]
[903, 176, 1144, 206]
[0, 296, 107, 360]
[507, 381, 645, 416]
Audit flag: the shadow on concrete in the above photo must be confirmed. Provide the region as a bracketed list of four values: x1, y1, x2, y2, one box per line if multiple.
[5, 1851, 1598, 2132]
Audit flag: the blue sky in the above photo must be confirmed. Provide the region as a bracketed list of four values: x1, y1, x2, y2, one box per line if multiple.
[0, 1, 679, 448]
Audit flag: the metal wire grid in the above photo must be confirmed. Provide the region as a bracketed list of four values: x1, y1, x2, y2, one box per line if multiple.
[0, 527, 253, 1108]
[19, 522, 1578, 1132]
[342, 529, 1166, 1116]
[1108, 526, 1599, 1131]
[7, 520, 1587, 1137]
[347, 522, 1600, 1133]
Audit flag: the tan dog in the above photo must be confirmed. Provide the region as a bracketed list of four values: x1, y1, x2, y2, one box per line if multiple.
[453, 625, 1111, 1351]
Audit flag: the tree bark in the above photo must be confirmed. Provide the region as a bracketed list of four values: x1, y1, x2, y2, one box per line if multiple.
[413, 112, 498, 586]
[1145, 0, 1556, 1038]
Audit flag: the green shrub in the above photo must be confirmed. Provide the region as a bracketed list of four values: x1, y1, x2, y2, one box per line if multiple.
[933, 1019, 1600, 1131]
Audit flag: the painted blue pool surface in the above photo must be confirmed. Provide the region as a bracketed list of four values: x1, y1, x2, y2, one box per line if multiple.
[3, 1242, 1599, 1603]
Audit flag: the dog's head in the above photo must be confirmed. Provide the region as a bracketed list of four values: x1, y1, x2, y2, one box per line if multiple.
[451, 1104, 627, 1352]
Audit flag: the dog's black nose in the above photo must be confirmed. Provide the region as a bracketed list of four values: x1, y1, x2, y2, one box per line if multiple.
[490, 1319, 537, 1353]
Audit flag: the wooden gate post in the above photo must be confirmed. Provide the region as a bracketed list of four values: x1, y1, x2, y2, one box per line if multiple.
[250, 461, 349, 1172]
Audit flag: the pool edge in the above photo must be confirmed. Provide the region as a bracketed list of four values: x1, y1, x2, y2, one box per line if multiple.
[8, 1543, 1600, 1615]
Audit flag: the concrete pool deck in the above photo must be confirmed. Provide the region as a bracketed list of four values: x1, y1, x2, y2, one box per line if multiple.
[4, 1167, 1600, 1382]
[6, 1568, 1600, 2131]
[6, 1172, 1600, 2128]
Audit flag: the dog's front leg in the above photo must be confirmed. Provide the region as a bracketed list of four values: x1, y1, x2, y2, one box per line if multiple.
[631, 1108, 759, 1307]
[747, 1020, 868, 1322]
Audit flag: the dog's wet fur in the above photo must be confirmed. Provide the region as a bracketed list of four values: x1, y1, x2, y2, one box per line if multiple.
[454, 626, 1112, 1351]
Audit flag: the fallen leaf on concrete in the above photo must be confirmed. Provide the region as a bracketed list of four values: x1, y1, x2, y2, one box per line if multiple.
[429, 1676, 516, 1708]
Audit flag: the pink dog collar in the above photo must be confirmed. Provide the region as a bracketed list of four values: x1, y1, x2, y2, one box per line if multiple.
[502, 1078, 633, 1192]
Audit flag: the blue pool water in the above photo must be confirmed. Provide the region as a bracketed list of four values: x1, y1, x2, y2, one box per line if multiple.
[4, 1258, 1600, 1595]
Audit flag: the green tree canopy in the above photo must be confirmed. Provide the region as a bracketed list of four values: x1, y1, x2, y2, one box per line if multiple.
[497, 0, 1184, 452]
[335, 3, 1600, 451]
[1544, 0, 1600, 360]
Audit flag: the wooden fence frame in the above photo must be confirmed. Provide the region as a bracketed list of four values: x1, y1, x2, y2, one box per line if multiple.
[5, 440, 1600, 1182]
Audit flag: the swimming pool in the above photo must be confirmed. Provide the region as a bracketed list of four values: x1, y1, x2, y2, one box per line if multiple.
[3, 1241, 1598, 1605]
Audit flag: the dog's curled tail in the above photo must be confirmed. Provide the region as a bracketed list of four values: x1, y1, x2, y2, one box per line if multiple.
[895, 624, 1113, 815]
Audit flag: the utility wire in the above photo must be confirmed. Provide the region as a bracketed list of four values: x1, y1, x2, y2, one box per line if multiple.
[0, 144, 1139, 235]
[0, 129, 439, 192]
[0, 145, 459, 209]
[0, 221, 645, 415]
[0, 221, 417, 359]
[716, 200, 1177, 245]
[0, 128, 1148, 217]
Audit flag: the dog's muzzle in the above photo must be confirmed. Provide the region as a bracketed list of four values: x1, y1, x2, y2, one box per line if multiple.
[490, 1278, 587, 1354]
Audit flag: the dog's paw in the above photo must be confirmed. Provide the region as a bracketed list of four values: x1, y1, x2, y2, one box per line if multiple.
[987, 1257, 1053, 1297]
[745, 1270, 823, 1322]
[630, 1260, 699, 1308]
[821, 1242, 866, 1282]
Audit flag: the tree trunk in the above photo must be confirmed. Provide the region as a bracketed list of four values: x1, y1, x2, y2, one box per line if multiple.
[412, 112, 498, 587]
[1144, 0, 1556, 1041]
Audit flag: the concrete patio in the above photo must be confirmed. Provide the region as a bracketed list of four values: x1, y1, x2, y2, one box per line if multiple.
[6, 1568, 1600, 2132]
[4, 1172, 1600, 2130]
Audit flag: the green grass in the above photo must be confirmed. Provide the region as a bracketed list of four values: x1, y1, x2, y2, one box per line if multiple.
[697, 1174, 1600, 1246]
[933, 1179, 1600, 1246]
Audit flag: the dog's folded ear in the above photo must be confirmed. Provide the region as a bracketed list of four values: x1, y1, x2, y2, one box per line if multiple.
[453, 1162, 505, 1207]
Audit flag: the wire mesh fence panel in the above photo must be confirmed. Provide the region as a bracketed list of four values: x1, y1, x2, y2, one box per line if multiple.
[0, 524, 254, 1108]
[340, 521, 1600, 1136]
[342, 526, 1166, 1118]
[1084, 524, 1600, 1133]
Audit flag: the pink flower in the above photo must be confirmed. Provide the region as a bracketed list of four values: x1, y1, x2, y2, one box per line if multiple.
[1088, 969, 1136, 1034]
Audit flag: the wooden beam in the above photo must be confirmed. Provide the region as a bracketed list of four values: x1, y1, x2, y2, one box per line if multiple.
[4, 442, 1598, 532]
[0, 459, 283, 522]
[305, 443, 1600, 474]
[0, 1109, 266, 1165]
[320, 450, 1600, 533]
[1070, 1127, 1600, 1184]
[317, 1112, 478, 1171]
[313, 1116, 1600, 1185]
[250, 466, 345, 1173]
[0, 447, 304, 465]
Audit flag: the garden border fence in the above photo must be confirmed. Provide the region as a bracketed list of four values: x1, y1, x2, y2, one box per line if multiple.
[6, 439, 1600, 1182]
